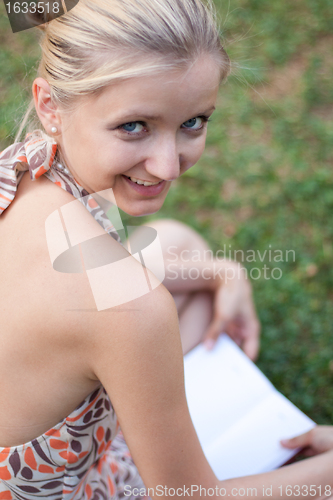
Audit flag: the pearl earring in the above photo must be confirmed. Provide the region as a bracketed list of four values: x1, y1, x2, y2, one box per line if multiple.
[51, 126, 58, 134]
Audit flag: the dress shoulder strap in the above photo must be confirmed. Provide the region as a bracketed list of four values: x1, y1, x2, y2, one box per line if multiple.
[0, 130, 120, 242]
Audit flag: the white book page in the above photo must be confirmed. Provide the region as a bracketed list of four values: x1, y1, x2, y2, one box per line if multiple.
[183, 335, 315, 480]
[184, 335, 274, 448]
[206, 392, 315, 480]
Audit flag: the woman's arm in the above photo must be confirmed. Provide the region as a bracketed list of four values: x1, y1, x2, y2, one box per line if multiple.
[80, 251, 333, 500]
[221, 452, 333, 500]
[165, 257, 260, 358]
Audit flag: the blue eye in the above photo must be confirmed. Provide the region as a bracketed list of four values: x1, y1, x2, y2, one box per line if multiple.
[182, 117, 205, 130]
[121, 122, 144, 133]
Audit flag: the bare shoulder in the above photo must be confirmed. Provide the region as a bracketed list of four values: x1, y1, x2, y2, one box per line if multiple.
[1, 171, 180, 376]
[1, 171, 176, 359]
[1, 172, 115, 340]
[3, 170, 76, 229]
[1, 171, 93, 292]
[81, 243, 180, 384]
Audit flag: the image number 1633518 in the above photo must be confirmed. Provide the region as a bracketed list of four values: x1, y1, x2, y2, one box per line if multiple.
[3, 0, 79, 33]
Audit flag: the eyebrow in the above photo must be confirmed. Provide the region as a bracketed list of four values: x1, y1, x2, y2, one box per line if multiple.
[111, 106, 216, 123]
[118, 113, 161, 122]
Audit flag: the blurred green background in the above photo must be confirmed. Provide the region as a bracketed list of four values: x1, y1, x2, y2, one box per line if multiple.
[1, 0, 332, 424]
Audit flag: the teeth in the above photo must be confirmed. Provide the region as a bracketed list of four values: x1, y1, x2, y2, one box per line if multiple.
[128, 176, 160, 186]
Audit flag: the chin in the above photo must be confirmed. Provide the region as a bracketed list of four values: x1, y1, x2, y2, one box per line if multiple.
[120, 194, 168, 218]
[122, 206, 161, 217]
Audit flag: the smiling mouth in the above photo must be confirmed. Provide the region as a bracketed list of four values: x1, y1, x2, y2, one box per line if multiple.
[124, 175, 162, 187]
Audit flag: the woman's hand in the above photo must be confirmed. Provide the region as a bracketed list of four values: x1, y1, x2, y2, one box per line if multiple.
[281, 426, 333, 457]
[203, 261, 260, 361]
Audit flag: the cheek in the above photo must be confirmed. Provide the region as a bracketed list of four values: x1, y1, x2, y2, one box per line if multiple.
[77, 137, 141, 178]
[99, 144, 143, 177]
[195, 136, 207, 160]
[181, 136, 207, 173]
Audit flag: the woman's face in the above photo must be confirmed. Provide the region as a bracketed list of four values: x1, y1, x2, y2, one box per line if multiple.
[54, 55, 221, 216]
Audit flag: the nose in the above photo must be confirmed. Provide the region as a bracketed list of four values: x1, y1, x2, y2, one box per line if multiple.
[145, 135, 181, 181]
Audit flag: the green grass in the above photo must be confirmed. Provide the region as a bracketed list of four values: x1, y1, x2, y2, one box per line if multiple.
[1, 0, 333, 424]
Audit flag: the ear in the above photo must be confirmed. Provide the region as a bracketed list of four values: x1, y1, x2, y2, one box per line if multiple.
[32, 78, 61, 136]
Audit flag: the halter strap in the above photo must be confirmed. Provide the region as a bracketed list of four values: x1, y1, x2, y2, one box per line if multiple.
[0, 129, 120, 242]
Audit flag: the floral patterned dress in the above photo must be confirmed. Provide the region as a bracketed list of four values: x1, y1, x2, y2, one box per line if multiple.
[0, 131, 147, 500]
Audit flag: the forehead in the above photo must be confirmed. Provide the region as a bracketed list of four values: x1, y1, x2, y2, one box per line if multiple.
[78, 55, 221, 121]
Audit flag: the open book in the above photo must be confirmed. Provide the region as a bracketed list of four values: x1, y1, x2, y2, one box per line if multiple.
[183, 335, 315, 480]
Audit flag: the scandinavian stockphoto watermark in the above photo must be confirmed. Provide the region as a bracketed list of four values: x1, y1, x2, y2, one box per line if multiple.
[166, 245, 295, 283]
[44, 188, 294, 310]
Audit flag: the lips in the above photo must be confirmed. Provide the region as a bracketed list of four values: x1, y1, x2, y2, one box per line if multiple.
[122, 175, 166, 196]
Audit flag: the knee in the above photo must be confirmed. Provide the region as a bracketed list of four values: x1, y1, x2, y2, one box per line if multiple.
[149, 219, 211, 255]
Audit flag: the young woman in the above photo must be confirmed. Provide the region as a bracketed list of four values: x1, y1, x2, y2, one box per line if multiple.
[0, 0, 332, 498]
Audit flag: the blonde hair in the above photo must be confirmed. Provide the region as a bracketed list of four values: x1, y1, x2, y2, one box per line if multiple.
[16, 0, 230, 141]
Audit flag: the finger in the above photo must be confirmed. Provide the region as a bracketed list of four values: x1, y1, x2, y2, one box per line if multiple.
[280, 429, 315, 449]
[242, 336, 260, 361]
[239, 288, 261, 335]
[302, 448, 316, 457]
[225, 320, 242, 340]
[224, 322, 241, 346]
[203, 318, 226, 350]
[226, 313, 260, 360]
